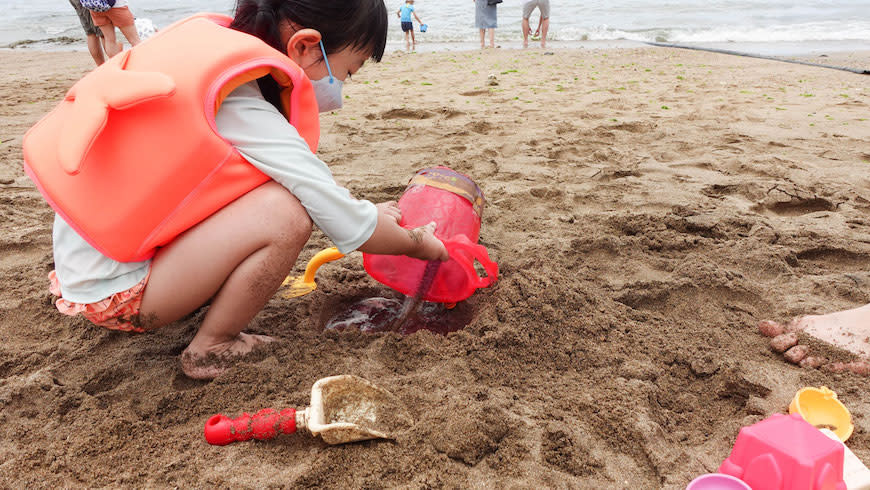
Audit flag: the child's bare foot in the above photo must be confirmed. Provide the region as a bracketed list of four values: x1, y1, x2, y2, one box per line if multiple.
[758, 303, 870, 374]
[180, 332, 274, 380]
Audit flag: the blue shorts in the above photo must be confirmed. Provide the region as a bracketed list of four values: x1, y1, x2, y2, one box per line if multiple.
[401, 21, 413, 32]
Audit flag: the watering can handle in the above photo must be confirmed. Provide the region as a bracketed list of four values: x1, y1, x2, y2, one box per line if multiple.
[204, 408, 297, 446]
[446, 236, 499, 289]
[302, 247, 344, 283]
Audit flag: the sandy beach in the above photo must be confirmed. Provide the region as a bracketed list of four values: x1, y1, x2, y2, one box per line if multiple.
[1, 45, 869, 488]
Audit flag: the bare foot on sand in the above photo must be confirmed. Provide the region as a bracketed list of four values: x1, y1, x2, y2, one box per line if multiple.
[180, 332, 274, 380]
[758, 303, 870, 375]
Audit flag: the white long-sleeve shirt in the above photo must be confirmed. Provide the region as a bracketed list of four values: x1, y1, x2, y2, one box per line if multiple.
[52, 81, 377, 303]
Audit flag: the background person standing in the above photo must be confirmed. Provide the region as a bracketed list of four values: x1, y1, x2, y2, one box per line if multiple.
[474, 0, 498, 49]
[522, 0, 550, 49]
[68, 0, 105, 65]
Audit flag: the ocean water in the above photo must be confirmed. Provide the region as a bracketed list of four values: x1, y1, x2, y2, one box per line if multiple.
[2, 0, 870, 55]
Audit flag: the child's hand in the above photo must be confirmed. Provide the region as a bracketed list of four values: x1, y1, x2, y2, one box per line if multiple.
[407, 222, 449, 262]
[376, 201, 401, 223]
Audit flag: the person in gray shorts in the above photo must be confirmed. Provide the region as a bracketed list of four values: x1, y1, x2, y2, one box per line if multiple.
[522, 0, 550, 49]
[68, 0, 105, 65]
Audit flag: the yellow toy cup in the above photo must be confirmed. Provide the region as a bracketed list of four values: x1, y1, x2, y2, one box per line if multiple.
[789, 386, 853, 442]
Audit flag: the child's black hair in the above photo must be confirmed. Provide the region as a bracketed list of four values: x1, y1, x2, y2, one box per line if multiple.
[230, 0, 388, 61]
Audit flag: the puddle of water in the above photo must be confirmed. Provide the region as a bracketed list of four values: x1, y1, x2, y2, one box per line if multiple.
[325, 296, 472, 335]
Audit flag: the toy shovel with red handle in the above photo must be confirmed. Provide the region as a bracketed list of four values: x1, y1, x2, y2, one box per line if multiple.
[204, 375, 411, 446]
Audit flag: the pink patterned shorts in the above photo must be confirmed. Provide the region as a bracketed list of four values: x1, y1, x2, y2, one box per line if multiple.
[49, 269, 151, 333]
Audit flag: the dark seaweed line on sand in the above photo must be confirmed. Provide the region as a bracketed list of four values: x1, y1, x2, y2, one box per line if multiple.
[645, 42, 870, 75]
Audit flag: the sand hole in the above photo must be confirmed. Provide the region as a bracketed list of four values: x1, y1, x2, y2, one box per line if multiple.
[323, 296, 474, 335]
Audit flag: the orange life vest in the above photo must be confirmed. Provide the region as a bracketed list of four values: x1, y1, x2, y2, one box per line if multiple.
[23, 13, 320, 262]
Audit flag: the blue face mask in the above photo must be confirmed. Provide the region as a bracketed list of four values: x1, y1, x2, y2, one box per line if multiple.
[310, 41, 343, 113]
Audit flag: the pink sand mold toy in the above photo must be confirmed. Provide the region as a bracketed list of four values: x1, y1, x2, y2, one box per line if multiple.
[686, 473, 751, 490]
[718, 413, 846, 490]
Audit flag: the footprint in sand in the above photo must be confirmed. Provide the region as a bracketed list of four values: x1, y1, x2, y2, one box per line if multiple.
[378, 108, 435, 120]
[751, 184, 836, 216]
[467, 121, 493, 134]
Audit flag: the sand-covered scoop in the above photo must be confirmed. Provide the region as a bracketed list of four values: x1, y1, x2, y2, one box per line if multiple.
[204, 375, 412, 446]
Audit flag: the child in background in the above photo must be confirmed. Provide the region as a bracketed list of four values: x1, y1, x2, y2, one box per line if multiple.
[397, 0, 424, 52]
[82, 0, 141, 57]
[29, 0, 447, 380]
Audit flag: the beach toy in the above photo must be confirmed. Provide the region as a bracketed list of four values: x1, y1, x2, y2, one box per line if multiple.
[204, 375, 411, 446]
[718, 413, 846, 490]
[789, 386, 854, 442]
[281, 247, 344, 298]
[686, 473, 751, 490]
[282, 167, 498, 305]
[363, 166, 498, 304]
[420, 24, 428, 32]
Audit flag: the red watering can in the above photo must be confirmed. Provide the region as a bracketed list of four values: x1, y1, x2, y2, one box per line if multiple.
[282, 167, 498, 304]
[363, 166, 498, 304]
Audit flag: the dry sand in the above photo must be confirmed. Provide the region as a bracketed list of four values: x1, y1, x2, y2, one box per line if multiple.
[1, 46, 869, 488]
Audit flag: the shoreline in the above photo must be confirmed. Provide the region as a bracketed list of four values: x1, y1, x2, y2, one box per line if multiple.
[4, 42, 867, 76]
[4, 38, 870, 59]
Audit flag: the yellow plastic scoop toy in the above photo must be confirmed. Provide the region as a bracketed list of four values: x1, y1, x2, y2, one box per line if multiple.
[789, 386, 854, 442]
[282, 247, 344, 298]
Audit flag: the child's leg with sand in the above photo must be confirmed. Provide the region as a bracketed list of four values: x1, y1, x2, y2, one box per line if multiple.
[759, 303, 870, 375]
[138, 182, 312, 379]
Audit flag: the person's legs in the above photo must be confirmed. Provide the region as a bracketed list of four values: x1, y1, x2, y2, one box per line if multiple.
[522, 18, 530, 48]
[758, 303, 870, 375]
[85, 33, 105, 65]
[97, 23, 123, 57]
[118, 24, 141, 47]
[107, 7, 140, 47]
[537, 0, 550, 47]
[69, 0, 105, 65]
[410, 28, 416, 51]
[404, 30, 410, 51]
[540, 17, 549, 48]
[521, 0, 534, 48]
[479, 28, 486, 49]
[488, 28, 495, 48]
[138, 182, 312, 379]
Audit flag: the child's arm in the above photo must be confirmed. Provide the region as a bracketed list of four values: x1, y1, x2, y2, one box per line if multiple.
[215, 82, 448, 262]
[359, 203, 447, 261]
[413, 12, 423, 24]
[397, 8, 402, 17]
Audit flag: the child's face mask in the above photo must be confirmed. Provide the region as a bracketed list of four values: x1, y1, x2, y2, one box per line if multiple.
[311, 41, 343, 112]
